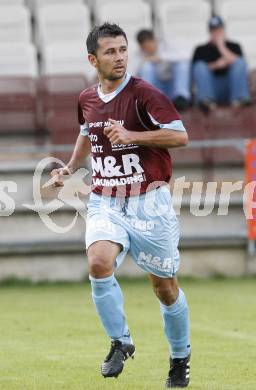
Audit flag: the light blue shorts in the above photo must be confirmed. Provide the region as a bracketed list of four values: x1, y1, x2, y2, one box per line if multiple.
[85, 186, 180, 278]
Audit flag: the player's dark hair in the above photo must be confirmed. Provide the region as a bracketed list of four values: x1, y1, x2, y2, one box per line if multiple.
[86, 23, 128, 55]
[136, 29, 154, 45]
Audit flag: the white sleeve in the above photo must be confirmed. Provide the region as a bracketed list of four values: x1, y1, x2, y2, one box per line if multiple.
[147, 112, 186, 132]
[80, 123, 89, 136]
[160, 119, 186, 131]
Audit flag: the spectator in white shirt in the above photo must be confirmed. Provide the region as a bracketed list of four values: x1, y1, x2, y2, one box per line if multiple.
[135, 29, 191, 111]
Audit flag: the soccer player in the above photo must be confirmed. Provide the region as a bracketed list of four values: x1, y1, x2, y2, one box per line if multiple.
[51, 23, 190, 388]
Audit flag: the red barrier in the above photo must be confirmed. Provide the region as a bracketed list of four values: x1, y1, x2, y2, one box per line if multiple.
[245, 140, 256, 239]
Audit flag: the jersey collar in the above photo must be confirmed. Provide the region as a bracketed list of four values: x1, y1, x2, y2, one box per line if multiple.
[97, 73, 131, 103]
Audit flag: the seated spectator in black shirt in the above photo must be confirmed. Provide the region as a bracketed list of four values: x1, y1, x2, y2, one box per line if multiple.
[192, 15, 251, 112]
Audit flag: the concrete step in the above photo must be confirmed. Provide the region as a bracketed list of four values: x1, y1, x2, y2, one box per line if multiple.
[0, 235, 246, 255]
[0, 237, 249, 281]
[0, 199, 246, 242]
[0, 164, 245, 209]
[171, 165, 244, 183]
[0, 207, 86, 242]
[0, 159, 91, 207]
[0, 193, 248, 281]
[0, 148, 249, 280]
[177, 201, 246, 237]
[0, 134, 50, 162]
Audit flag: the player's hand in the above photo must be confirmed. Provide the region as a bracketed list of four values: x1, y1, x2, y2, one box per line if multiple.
[50, 166, 72, 187]
[104, 118, 133, 145]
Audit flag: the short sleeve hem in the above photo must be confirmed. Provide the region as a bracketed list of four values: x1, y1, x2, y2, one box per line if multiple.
[80, 124, 89, 136]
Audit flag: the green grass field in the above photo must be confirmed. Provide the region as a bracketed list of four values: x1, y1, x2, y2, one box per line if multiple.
[0, 277, 256, 390]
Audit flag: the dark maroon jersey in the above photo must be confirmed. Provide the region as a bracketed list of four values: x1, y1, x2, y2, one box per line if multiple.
[78, 75, 182, 197]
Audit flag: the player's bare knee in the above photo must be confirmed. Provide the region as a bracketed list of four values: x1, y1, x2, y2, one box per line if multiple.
[88, 255, 113, 278]
[153, 283, 179, 306]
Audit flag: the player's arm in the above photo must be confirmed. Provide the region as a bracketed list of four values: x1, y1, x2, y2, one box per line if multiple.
[51, 134, 91, 187]
[66, 134, 91, 172]
[104, 119, 188, 149]
[127, 128, 188, 148]
[104, 82, 189, 149]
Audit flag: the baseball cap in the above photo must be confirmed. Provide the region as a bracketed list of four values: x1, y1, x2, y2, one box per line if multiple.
[208, 15, 224, 30]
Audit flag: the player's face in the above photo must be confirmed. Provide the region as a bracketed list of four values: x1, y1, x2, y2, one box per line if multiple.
[89, 36, 128, 80]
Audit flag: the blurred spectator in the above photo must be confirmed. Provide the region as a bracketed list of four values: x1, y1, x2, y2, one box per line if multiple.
[135, 29, 191, 111]
[192, 15, 251, 112]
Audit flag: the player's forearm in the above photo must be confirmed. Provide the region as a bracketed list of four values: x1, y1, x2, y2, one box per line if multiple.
[129, 129, 188, 149]
[67, 135, 91, 171]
